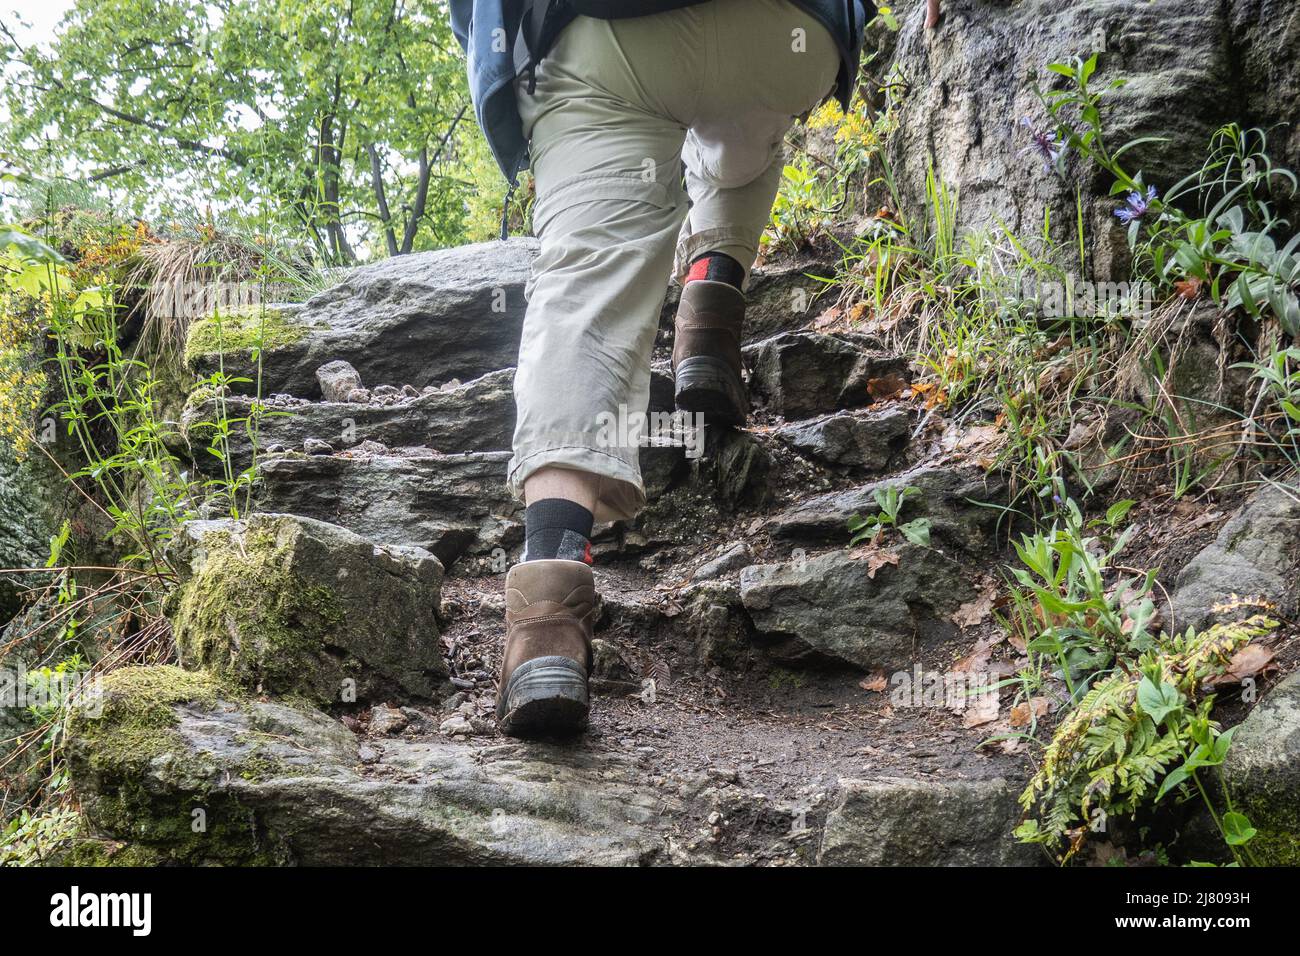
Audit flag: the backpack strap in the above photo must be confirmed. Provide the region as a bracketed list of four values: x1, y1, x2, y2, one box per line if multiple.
[522, 0, 555, 94]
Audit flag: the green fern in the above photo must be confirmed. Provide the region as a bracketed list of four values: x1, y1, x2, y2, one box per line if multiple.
[1017, 614, 1276, 863]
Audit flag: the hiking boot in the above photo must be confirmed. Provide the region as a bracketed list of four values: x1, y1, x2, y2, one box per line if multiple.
[672, 279, 748, 427]
[495, 559, 596, 738]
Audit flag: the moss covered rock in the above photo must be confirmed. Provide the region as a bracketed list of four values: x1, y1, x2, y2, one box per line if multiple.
[1222, 670, 1300, 865]
[65, 664, 357, 865]
[167, 513, 447, 707]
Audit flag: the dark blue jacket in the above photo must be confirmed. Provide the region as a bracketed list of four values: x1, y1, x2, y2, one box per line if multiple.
[450, 0, 870, 185]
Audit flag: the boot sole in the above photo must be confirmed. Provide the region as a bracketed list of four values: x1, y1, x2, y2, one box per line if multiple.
[674, 355, 748, 428]
[496, 656, 590, 739]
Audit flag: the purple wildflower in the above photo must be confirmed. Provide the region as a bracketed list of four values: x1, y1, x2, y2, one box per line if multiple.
[1019, 116, 1063, 172]
[1115, 185, 1158, 224]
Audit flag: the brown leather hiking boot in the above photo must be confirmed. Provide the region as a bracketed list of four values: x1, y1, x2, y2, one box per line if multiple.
[672, 279, 748, 427]
[495, 559, 596, 738]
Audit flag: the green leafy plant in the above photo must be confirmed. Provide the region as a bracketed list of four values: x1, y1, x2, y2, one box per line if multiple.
[1004, 497, 1154, 699]
[847, 484, 931, 547]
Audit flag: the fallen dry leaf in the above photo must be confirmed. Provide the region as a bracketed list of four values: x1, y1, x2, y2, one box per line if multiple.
[1189, 510, 1225, 530]
[952, 582, 999, 629]
[812, 304, 843, 329]
[1207, 643, 1276, 687]
[1009, 696, 1051, 728]
[859, 670, 889, 693]
[849, 545, 900, 579]
[867, 372, 909, 403]
[952, 633, 1006, 673]
[962, 693, 1001, 728]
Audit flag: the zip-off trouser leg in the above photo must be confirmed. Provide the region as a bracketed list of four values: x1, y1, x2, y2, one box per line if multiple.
[508, 0, 839, 522]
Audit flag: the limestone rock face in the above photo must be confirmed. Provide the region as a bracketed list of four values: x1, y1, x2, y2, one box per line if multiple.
[1220, 671, 1300, 865]
[168, 514, 447, 706]
[0, 442, 63, 623]
[1173, 485, 1300, 630]
[885, 0, 1300, 280]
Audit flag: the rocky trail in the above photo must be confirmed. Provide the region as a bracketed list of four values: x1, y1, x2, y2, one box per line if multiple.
[63, 239, 1298, 866]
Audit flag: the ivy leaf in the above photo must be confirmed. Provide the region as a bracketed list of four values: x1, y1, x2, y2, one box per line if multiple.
[1137, 676, 1182, 725]
[1222, 812, 1257, 847]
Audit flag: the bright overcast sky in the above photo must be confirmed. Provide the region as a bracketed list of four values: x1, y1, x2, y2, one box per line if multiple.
[4, 0, 77, 47]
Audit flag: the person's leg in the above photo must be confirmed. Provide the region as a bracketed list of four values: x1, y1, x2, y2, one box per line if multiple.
[498, 9, 705, 737]
[671, 0, 841, 424]
[509, 11, 707, 528]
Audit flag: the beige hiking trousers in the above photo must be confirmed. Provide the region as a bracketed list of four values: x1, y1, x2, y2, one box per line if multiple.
[507, 0, 840, 521]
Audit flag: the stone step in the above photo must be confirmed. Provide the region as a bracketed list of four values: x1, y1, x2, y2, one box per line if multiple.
[763, 460, 1009, 551]
[184, 369, 513, 469]
[743, 331, 908, 418]
[66, 664, 1036, 866]
[184, 367, 680, 473]
[739, 545, 976, 671]
[255, 449, 520, 566]
[769, 405, 915, 473]
[186, 240, 539, 398]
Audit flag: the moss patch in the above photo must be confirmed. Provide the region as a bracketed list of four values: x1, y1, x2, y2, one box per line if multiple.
[182, 305, 304, 369]
[60, 837, 167, 868]
[65, 664, 291, 865]
[169, 519, 345, 700]
[69, 665, 224, 777]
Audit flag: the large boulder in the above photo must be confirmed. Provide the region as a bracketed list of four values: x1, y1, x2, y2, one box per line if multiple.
[167, 514, 447, 706]
[185, 366, 682, 475]
[185, 240, 539, 397]
[1220, 670, 1300, 865]
[819, 777, 1039, 866]
[739, 546, 974, 670]
[884, 0, 1300, 281]
[1172, 484, 1300, 630]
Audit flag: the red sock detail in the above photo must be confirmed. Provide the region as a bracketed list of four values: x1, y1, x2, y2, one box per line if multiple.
[685, 252, 745, 289]
[583, 541, 593, 565]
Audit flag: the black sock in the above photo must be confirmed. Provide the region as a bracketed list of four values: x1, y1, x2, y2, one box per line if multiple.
[686, 251, 745, 290]
[523, 498, 594, 563]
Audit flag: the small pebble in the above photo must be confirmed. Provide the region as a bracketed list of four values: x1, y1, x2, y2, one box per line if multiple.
[440, 714, 474, 736]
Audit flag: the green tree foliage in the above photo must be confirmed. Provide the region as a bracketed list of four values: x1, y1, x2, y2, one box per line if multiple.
[0, 0, 475, 262]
